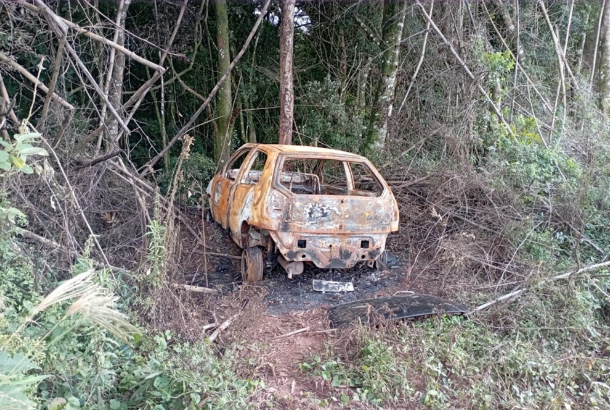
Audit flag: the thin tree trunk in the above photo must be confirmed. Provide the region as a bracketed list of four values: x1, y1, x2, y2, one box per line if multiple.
[214, 0, 233, 167]
[599, 0, 610, 111]
[279, 0, 295, 145]
[107, 0, 131, 149]
[366, 0, 408, 152]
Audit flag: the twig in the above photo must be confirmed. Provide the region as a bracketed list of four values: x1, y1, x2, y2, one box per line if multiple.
[20, 0, 164, 72]
[38, 133, 112, 268]
[414, 0, 515, 138]
[107, 160, 241, 260]
[41, 36, 66, 121]
[398, 0, 433, 115]
[72, 151, 120, 170]
[140, 0, 272, 175]
[25, 57, 45, 125]
[201, 195, 209, 287]
[0, 51, 73, 110]
[169, 282, 217, 294]
[33, 0, 129, 135]
[471, 259, 610, 313]
[276, 326, 310, 338]
[208, 313, 240, 342]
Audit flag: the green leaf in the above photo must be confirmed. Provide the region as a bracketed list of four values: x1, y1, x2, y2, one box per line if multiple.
[10, 156, 25, 169]
[109, 399, 122, 410]
[0, 387, 36, 410]
[17, 147, 48, 156]
[0, 352, 39, 375]
[4, 375, 51, 386]
[13, 133, 41, 143]
[341, 394, 350, 404]
[20, 165, 33, 175]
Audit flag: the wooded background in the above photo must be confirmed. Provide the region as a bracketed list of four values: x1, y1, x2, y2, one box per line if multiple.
[2, 1, 610, 409]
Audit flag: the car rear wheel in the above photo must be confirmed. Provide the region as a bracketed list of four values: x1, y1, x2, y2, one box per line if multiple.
[241, 247, 263, 283]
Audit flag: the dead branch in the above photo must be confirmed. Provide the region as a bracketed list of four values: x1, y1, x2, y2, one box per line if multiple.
[18, 0, 164, 72]
[63, 40, 130, 135]
[471, 259, 610, 313]
[40, 36, 66, 121]
[38, 132, 112, 268]
[414, 0, 515, 138]
[0, 51, 74, 110]
[18, 228, 71, 252]
[398, 0, 433, 115]
[276, 326, 310, 338]
[72, 151, 121, 170]
[169, 282, 217, 294]
[140, 0, 272, 175]
[0, 71, 19, 125]
[208, 313, 240, 343]
[107, 159, 241, 260]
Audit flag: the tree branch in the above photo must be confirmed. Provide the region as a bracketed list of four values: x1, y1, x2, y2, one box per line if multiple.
[0, 51, 74, 110]
[139, 0, 272, 175]
[414, 0, 515, 138]
[471, 259, 610, 313]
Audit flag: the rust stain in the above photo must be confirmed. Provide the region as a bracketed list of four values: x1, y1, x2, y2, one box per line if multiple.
[206, 144, 400, 274]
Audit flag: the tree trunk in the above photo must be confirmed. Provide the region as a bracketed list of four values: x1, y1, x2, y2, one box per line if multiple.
[214, 0, 233, 167]
[279, 0, 295, 145]
[107, 0, 131, 149]
[599, 0, 610, 112]
[366, 0, 408, 153]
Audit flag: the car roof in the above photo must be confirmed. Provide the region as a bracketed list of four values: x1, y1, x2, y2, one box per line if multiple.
[244, 143, 369, 161]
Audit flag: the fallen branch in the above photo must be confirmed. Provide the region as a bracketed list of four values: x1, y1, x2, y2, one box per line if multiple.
[471, 259, 610, 313]
[18, 228, 69, 252]
[208, 313, 240, 343]
[276, 326, 310, 339]
[169, 282, 217, 294]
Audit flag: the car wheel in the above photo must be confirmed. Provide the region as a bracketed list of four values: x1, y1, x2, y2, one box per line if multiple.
[241, 247, 264, 283]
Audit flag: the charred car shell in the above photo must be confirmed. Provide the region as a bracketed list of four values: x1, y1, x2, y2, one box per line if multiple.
[206, 144, 399, 282]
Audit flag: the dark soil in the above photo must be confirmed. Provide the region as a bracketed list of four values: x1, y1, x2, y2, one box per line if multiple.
[176, 209, 410, 315]
[262, 262, 406, 315]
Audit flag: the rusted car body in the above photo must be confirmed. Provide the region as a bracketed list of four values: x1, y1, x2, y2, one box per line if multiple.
[206, 143, 399, 282]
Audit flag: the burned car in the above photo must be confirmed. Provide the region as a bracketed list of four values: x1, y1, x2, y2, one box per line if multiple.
[206, 144, 399, 282]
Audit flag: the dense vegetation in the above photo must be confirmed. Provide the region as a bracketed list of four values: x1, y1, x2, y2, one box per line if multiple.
[1, 0, 610, 409]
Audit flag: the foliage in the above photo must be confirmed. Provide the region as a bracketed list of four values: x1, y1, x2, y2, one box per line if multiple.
[0, 130, 48, 175]
[0, 210, 254, 409]
[305, 280, 610, 409]
[157, 152, 216, 206]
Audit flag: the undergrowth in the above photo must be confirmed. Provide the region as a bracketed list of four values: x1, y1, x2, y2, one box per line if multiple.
[304, 279, 610, 409]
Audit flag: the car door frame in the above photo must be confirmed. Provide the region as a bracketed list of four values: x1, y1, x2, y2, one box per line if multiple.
[210, 146, 252, 230]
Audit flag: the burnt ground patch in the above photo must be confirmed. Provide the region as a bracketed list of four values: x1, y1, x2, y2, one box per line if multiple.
[176, 211, 412, 316]
[262, 262, 407, 315]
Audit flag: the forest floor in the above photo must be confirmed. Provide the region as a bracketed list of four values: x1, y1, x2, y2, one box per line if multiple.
[168, 209, 461, 408]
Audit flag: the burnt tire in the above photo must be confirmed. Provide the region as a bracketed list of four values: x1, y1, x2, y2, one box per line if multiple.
[241, 247, 264, 283]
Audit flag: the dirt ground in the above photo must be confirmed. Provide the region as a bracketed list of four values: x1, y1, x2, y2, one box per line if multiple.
[169, 210, 440, 408]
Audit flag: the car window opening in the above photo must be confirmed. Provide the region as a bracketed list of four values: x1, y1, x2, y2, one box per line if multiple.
[279, 158, 383, 197]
